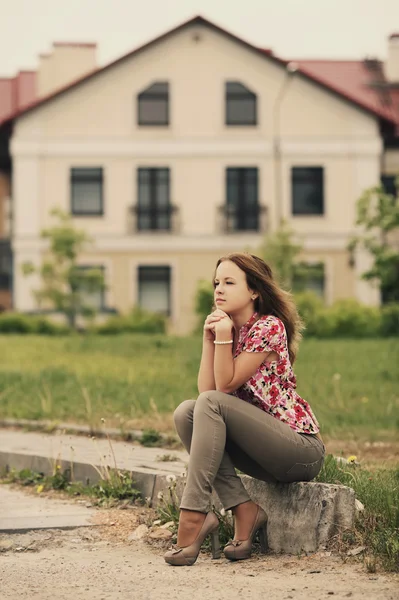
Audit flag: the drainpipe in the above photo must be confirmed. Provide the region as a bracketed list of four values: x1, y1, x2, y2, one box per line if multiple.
[272, 62, 298, 228]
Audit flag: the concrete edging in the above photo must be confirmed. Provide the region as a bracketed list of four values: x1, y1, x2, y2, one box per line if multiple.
[0, 450, 356, 554]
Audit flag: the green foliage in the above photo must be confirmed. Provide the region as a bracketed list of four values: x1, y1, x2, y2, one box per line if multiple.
[0, 313, 70, 335]
[193, 280, 214, 333]
[316, 455, 399, 571]
[95, 306, 166, 334]
[348, 180, 399, 302]
[296, 293, 398, 338]
[380, 303, 399, 336]
[1, 465, 141, 506]
[327, 299, 381, 338]
[22, 208, 106, 329]
[140, 428, 164, 447]
[258, 219, 303, 290]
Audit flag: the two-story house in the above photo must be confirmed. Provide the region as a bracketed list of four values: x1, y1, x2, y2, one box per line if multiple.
[0, 16, 398, 333]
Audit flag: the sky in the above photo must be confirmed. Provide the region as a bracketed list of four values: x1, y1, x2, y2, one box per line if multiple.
[1, 0, 399, 76]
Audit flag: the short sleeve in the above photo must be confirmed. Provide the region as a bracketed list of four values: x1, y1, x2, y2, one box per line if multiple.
[244, 316, 284, 354]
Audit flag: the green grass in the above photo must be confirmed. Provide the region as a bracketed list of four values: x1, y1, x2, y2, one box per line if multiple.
[0, 335, 398, 439]
[316, 455, 399, 572]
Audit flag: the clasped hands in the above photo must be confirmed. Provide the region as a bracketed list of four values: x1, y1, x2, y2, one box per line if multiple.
[203, 308, 234, 341]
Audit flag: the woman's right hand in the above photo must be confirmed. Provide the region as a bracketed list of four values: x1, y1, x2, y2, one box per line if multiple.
[203, 310, 228, 342]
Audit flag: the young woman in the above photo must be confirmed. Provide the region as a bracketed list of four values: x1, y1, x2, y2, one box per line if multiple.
[164, 253, 324, 566]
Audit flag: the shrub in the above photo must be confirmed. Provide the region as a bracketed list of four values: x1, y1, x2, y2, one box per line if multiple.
[0, 313, 70, 335]
[0, 313, 36, 334]
[380, 303, 399, 337]
[96, 306, 166, 335]
[294, 291, 325, 337]
[328, 299, 381, 338]
[194, 279, 214, 333]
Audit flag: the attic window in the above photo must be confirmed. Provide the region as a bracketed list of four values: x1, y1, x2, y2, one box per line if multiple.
[138, 82, 169, 126]
[226, 82, 257, 126]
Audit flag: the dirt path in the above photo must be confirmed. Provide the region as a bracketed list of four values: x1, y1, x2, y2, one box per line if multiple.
[0, 485, 398, 600]
[1, 528, 398, 600]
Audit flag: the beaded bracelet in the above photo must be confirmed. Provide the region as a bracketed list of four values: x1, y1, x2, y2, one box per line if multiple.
[214, 340, 234, 345]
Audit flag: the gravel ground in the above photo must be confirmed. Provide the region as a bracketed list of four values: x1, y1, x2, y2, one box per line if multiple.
[0, 518, 398, 599]
[0, 485, 398, 600]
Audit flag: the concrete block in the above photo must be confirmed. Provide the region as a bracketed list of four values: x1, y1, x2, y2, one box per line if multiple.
[240, 477, 356, 554]
[154, 473, 355, 554]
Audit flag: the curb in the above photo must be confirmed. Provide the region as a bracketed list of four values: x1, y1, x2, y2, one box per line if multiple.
[0, 450, 180, 509]
[0, 418, 175, 447]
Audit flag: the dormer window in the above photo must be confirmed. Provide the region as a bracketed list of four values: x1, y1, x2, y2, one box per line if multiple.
[138, 82, 169, 126]
[225, 82, 257, 126]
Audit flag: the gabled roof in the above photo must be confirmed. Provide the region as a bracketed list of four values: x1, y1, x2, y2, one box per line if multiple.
[284, 58, 399, 125]
[0, 15, 398, 128]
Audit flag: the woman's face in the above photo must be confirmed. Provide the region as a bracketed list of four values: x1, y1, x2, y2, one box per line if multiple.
[213, 260, 255, 314]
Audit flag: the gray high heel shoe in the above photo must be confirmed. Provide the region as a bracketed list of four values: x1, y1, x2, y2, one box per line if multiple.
[223, 505, 268, 561]
[164, 512, 221, 566]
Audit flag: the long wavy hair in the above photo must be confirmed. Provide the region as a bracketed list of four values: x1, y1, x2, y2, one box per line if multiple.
[214, 252, 304, 363]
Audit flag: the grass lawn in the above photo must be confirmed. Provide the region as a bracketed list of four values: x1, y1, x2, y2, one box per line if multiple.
[0, 335, 398, 441]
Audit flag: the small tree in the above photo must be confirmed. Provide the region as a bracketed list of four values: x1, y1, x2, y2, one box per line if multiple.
[22, 208, 106, 329]
[258, 220, 304, 290]
[348, 179, 399, 303]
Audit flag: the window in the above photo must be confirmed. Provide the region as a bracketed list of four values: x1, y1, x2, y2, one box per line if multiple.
[381, 175, 398, 200]
[138, 266, 171, 316]
[293, 262, 325, 299]
[138, 82, 169, 126]
[0, 240, 11, 290]
[137, 168, 172, 231]
[75, 265, 105, 311]
[71, 168, 103, 216]
[225, 82, 257, 126]
[292, 167, 324, 215]
[225, 167, 260, 231]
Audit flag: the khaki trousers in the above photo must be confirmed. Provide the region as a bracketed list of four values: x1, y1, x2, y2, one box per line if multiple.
[174, 391, 325, 513]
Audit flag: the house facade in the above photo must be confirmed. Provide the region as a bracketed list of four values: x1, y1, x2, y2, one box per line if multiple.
[1, 17, 398, 333]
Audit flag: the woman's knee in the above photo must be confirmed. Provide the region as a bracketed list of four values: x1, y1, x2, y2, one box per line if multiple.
[196, 390, 220, 408]
[173, 399, 196, 429]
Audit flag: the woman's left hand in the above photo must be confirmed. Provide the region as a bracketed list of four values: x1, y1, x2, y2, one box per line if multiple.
[213, 312, 234, 337]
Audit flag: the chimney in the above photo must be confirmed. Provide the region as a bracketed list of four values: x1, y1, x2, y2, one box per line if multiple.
[37, 42, 97, 97]
[386, 33, 399, 82]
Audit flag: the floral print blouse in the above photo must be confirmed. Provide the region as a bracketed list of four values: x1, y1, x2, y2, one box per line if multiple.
[232, 312, 320, 435]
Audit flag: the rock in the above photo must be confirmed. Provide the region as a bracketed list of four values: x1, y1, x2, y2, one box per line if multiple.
[355, 499, 364, 512]
[148, 528, 173, 541]
[0, 538, 14, 552]
[160, 521, 175, 529]
[226, 477, 356, 554]
[347, 546, 366, 556]
[152, 519, 162, 526]
[128, 524, 149, 541]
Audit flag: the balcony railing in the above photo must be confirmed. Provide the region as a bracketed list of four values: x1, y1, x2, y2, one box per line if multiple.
[128, 205, 180, 234]
[217, 204, 268, 233]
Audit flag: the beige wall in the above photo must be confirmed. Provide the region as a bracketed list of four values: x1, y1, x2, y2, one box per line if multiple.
[10, 22, 384, 319]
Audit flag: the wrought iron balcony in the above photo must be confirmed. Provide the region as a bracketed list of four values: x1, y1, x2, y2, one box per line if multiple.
[217, 204, 268, 234]
[128, 205, 180, 234]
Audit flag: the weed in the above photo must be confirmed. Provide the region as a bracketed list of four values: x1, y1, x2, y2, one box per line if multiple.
[317, 455, 399, 572]
[140, 429, 163, 447]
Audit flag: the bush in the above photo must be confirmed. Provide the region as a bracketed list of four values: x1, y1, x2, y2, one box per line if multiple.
[295, 295, 385, 338]
[96, 306, 166, 335]
[0, 313, 36, 333]
[194, 279, 214, 333]
[294, 291, 325, 337]
[327, 299, 381, 338]
[0, 313, 69, 335]
[380, 303, 399, 336]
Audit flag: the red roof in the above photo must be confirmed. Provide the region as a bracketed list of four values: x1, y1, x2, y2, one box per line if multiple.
[285, 59, 399, 125]
[0, 16, 398, 128]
